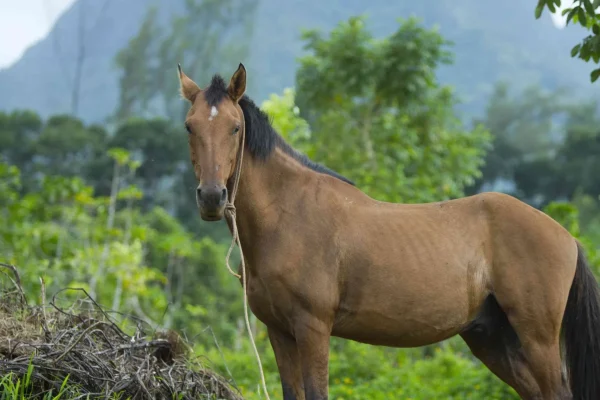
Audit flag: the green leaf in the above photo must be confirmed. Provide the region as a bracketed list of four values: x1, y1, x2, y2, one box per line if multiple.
[578, 7, 588, 26]
[593, 24, 600, 35]
[584, 0, 595, 15]
[53, 374, 70, 400]
[591, 68, 600, 82]
[535, 4, 544, 19]
[580, 43, 592, 61]
[567, 7, 579, 25]
[571, 43, 582, 57]
[107, 147, 131, 165]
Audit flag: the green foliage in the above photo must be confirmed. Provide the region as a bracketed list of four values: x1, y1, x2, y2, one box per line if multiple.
[535, 0, 600, 82]
[544, 200, 600, 276]
[0, 155, 242, 346]
[468, 81, 600, 207]
[0, 110, 221, 238]
[467, 82, 569, 199]
[293, 16, 492, 203]
[260, 88, 312, 146]
[571, 192, 600, 243]
[204, 336, 518, 400]
[0, 112, 109, 194]
[1, 157, 159, 319]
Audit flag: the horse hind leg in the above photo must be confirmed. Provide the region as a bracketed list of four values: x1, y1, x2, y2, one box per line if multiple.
[498, 302, 572, 400]
[460, 295, 568, 400]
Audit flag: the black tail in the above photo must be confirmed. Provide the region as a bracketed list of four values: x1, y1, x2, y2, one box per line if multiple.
[562, 242, 600, 400]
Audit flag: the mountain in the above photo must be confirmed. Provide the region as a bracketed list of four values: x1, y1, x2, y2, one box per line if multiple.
[0, 0, 596, 124]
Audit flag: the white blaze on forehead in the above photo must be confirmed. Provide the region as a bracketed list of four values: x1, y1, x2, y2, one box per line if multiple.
[208, 106, 219, 121]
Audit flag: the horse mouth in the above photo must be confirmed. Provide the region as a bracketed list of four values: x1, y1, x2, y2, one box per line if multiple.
[199, 208, 224, 222]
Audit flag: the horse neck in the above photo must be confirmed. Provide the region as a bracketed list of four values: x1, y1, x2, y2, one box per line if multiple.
[227, 146, 307, 266]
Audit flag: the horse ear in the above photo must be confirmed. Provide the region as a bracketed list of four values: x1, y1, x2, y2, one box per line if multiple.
[227, 63, 246, 102]
[178, 64, 201, 103]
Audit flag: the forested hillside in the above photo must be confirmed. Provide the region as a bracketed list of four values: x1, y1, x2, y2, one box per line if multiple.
[0, 0, 596, 123]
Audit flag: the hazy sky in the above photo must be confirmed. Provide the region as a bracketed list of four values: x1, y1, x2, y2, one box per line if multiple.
[0, 0, 573, 70]
[0, 0, 76, 69]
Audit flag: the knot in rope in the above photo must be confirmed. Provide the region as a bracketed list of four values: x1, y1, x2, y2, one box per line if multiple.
[225, 202, 237, 216]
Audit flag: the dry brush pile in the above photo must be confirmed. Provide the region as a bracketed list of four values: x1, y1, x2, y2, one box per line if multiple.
[0, 263, 243, 400]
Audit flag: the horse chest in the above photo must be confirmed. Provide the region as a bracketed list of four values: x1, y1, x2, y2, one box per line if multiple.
[245, 261, 333, 333]
[244, 270, 297, 331]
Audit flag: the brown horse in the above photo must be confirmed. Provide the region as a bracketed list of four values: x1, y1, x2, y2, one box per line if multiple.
[177, 63, 600, 400]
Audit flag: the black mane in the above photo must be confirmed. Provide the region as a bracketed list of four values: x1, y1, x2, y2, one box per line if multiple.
[203, 75, 354, 186]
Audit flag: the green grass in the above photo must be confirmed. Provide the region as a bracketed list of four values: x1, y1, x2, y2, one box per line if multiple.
[0, 359, 123, 400]
[0, 361, 71, 400]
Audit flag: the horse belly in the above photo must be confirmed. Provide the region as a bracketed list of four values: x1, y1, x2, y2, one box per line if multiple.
[332, 261, 481, 347]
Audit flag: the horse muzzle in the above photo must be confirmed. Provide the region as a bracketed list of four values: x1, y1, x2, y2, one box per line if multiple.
[196, 183, 227, 221]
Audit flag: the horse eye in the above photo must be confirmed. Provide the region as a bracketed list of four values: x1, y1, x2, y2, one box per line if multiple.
[233, 126, 240, 135]
[185, 124, 192, 134]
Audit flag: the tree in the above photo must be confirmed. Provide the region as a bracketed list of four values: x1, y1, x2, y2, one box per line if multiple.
[293, 16, 492, 203]
[33, 115, 109, 181]
[108, 118, 187, 209]
[113, 0, 258, 123]
[0, 110, 43, 170]
[543, 200, 600, 276]
[0, 111, 110, 194]
[260, 88, 312, 146]
[113, 7, 161, 122]
[466, 81, 600, 208]
[554, 101, 600, 199]
[465, 82, 572, 201]
[535, 0, 600, 82]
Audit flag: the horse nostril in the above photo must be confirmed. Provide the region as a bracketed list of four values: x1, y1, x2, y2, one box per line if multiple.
[196, 186, 226, 208]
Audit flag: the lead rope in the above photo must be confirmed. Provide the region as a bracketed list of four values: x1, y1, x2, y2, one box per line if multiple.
[223, 116, 271, 400]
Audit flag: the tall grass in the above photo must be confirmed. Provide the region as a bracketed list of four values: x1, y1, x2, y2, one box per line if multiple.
[0, 359, 71, 400]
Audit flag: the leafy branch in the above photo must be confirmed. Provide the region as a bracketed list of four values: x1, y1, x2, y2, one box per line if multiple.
[535, 0, 600, 82]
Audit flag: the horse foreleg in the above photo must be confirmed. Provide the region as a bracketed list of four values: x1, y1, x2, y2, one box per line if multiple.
[295, 318, 331, 400]
[268, 327, 305, 400]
